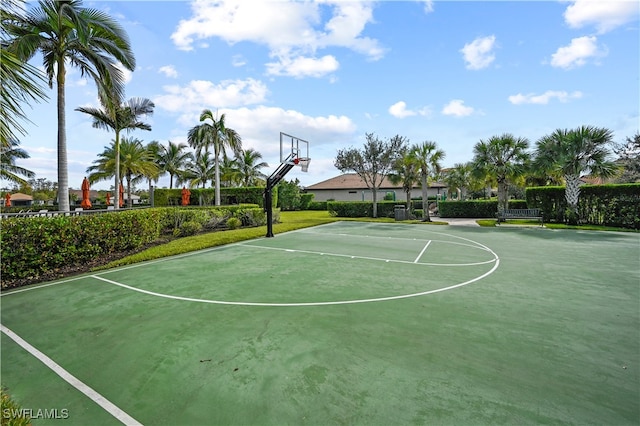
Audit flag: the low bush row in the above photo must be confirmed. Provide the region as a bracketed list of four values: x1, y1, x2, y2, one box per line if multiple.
[0, 205, 266, 288]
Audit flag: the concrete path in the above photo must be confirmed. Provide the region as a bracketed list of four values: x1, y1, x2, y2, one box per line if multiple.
[432, 216, 482, 226]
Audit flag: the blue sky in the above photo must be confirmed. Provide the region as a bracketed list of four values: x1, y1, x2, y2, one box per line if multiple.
[10, 0, 640, 191]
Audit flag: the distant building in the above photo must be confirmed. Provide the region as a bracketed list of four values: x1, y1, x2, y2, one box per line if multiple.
[304, 173, 447, 202]
[6, 192, 33, 207]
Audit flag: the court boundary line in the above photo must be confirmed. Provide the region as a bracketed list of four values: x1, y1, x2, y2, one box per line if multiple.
[0, 324, 142, 426]
[239, 243, 495, 267]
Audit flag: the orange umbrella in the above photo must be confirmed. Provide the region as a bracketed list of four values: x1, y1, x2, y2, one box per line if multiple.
[4, 193, 11, 207]
[181, 186, 191, 206]
[119, 183, 124, 207]
[105, 192, 111, 206]
[81, 177, 92, 209]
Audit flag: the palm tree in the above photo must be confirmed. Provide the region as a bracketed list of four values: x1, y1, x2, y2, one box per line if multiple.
[1, 138, 35, 185]
[388, 147, 419, 215]
[119, 137, 158, 207]
[444, 163, 472, 200]
[534, 126, 617, 224]
[236, 148, 268, 187]
[1, 0, 48, 147]
[219, 154, 241, 187]
[472, 134, 530, 213]
[411, 141, 445, 222]
[76, 96, 154, 209]
[182, 151, 216, 190]
[87, 137, 158, 207]
[5, 0, 135, 212]
[149, 140, 193, 189]
[187, 109, 242, 205]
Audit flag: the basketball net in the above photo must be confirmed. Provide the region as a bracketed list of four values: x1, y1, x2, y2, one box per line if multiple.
[294, 157, 310, 172]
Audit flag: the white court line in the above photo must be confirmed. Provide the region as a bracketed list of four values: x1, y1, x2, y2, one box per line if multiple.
[239, 243, 495, 267]
[0, 275, 87, 297]
[91, 250, 499, 307]
[0, 324, 142, 426]
[414, 241, 432, 263]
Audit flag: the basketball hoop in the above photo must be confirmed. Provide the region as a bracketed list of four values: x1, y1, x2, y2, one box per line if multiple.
[297, 157, 310, 172]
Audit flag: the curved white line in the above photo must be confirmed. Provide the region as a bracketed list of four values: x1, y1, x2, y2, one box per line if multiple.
[91, 252, 499, 307]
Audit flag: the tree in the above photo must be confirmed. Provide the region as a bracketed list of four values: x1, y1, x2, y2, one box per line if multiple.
[1, 0, 49, 147]
[444, 162, 472, 201]
[5, 0, 135, 212]
[388, 146, 419, 216]
[187, 110, 242, 205]
[334, 133, 406, 218]
[150, 140, 193, 189]
[534, 126, 617, 224]
[77, 96, 154, 209]
[237, 148, 268, 187]
[613, 132, 640, 183]
[1, 1, 49, 148]
[87, 137, 158, 207]
[0, 138, 35, 185]
[182, 151, 216, 190]
[472, 134, 530, 213]
[411, 141, 445, 221]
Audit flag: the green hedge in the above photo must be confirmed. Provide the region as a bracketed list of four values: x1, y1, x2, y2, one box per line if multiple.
[153, 186, 270, 207]
[327, 201, 409, 218]
[0, 205, 268, 288]
[308, 201, 328, 210]
[526, 184, 640, 228]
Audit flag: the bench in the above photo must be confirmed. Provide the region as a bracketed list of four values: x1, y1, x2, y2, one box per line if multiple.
[496, 208, 543, 226]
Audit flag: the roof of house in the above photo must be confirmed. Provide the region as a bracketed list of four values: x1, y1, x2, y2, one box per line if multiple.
[305, 173, 446, 190]
[9, 192, 33, 201]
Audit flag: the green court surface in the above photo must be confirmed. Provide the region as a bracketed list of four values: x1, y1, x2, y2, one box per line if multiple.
[1, 222, 639, 425]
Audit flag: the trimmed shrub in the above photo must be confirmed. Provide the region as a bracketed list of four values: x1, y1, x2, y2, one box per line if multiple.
[226, 217, 241, 229]
[307, 201, 327, 210]
[174, 220, 202, 237]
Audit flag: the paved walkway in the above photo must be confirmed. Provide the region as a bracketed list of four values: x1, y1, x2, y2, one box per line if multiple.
[432, 216, 482, 226]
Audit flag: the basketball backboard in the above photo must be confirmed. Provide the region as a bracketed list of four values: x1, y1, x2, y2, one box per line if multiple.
[280, 132, 310, 172]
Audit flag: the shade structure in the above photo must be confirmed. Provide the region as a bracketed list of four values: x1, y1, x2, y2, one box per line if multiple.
[81, 177, 92, 209]
[119, 184, 124, 207]
[4, 193, 11, 207]
[105, 192, 111, 206]
[181, 187, 191, 206]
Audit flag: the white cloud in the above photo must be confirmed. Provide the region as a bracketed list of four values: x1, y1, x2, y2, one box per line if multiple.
[550, 36, 606, 69]
[232, 55, 247, 67]
[508, 90, 584, 105]
[460, 35, 497, 70]
[170, 0, 385, 78]
[158, 65, 178, 78]
[388, 101, 431, 119]
[154, 78, 269, 123]
[266, 54, 339, 78]
[389, 101, 415, 118]
[442, 100, 474, 117]
[421, 0, 434, 14]
[564, 0, 639, 34]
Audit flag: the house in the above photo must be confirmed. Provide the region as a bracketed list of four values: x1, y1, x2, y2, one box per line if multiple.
[7, 192, 33, 207]
[304, 173, 447, 202]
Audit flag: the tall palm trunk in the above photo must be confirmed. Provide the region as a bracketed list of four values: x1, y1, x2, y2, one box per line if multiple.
[497, 178, 509, 212]
[565, 174, 581, 224]
[57, 61, 70, 212]
[114, 132, 121, 209]
[421, 173, 431, 222]
[214, 144, 221, 205]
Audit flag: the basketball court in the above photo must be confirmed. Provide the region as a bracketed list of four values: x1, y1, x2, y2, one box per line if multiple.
[2, 221, 639, 425]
